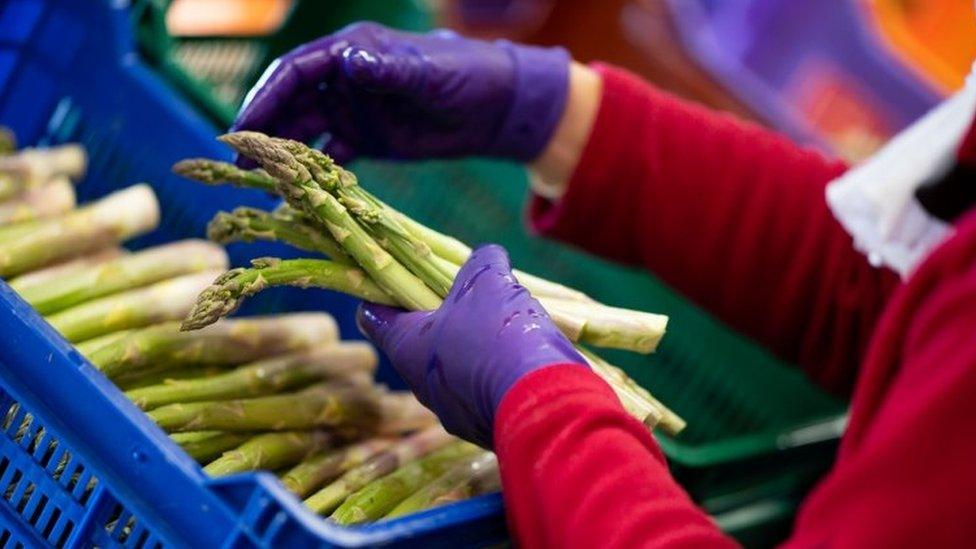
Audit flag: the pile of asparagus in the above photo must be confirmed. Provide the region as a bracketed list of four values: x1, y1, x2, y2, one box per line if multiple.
[0, 133, 500, 524]
[174, 131, 686, 435]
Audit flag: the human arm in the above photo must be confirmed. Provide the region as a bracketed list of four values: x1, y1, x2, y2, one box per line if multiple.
[529, 65, 901, 394]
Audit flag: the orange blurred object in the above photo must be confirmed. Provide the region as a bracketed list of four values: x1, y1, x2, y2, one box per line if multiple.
[167, 0, 292, 36]
[866, 0, 976, 93]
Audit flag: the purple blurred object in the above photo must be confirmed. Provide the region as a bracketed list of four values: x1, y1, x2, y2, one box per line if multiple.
[357, 244, 587, 448]
[666, 0, 942, 159]
[457, 0, 554, 28]
[232, 22, 569, 164]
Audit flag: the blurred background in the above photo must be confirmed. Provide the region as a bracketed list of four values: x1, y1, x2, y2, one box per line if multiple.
[156, 0, 976, 162]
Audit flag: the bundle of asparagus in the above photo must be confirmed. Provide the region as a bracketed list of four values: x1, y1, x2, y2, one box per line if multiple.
[174, 132, 684, 435]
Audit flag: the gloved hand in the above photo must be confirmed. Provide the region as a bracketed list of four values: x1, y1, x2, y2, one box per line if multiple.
[232, 22, 569, 163]
[357, 244, 587, 448]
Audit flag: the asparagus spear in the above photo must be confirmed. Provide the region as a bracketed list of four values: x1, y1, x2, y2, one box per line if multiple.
[0, 177, 75, 226]
[14, 240, 228, 315]
[126, 342, 377, 410]
[204, 431, 335, 476]
[74, 329, 135, 357]
[8, 248, 125, 294]
[46, 270, 223, 343]
[88, 314, 338, 381]
[171, 431, 253, 463]
[281, 438, 393, 498]
[385, 452, 500, 518]
[0, 127, 15, 155]
[181, 257, 395, 331]
[377, 393, 437, 435]
[218, 132, 442, 310]
[206, 206, 352, 264]
[117, 365, 227, 391]
[172, 158, 277, 193]
[304, 426, 454, 515]
[0, 143, 86, 183]
[148, 382, 382, 434]
[331, 441, 482, 525]
[0, 185, 159, 276]
[580, 347, 685, 435]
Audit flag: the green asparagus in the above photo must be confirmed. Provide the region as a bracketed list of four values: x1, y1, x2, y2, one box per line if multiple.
[204, 431, 334, 476]
[385, 452, 499, 518]
[0, 178, 75, 226]
[148, 382, 382, 434]
[46, 270, 223, 343]
[331, 441, 481, 525]
[0, 185, 159, 276]
[281, 438, 393, 498]
[304, 426, 453, 515]
[172, 158, 277, 193]
[206, 206, 352, 264]
[7, 248, 125, 293]
[13, 240, 228, 315]
[126, 342, 377, 410]
[88, 314, 338, 381]
[0, 127, 15, 155]
[171, 431, 253, 462]
[181, 257, 395, 331]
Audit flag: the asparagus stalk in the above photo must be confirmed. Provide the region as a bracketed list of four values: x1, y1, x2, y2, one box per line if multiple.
[541, 298, 668, 354]
[218, 132, 442, 310]
[385, 452, 500, 518]
[7, 248, 125, 294]
[377, 393, 437, 435]
[331, 441, 482, 525]
[172, 158, 277, 193]
[304, 426, 454, 515]
[281, 438, 394, 498]
[579, 347, 685, 435]
[0, 185, 159, 276]
[181, 257, 395, 331]
[0, 127, 15, 155]
[204, 431, 335, 476]
[171, 431, 253, 463]
[117, 365, 227, 391]
[0, 144, 86, 183]
[88, 314, 338, 381]
[74, 329, 134, 357]
[0, 177, 75, 226]
[46, 270, 223, 343]
[206, 206, 352, 264]
[148, 382, 383, 434]
[13, 240, 228, 315]
[126, 342, 377, 410]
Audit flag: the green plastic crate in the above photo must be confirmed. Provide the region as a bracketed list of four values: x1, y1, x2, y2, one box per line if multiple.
[133, 0, 431, 126]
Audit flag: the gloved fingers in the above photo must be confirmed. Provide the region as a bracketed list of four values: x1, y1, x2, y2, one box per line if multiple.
[356, 302, 436, 404]
[233, 38, 341, 136]
[446, 244, 523, 306]
[341, 46, 425, 96]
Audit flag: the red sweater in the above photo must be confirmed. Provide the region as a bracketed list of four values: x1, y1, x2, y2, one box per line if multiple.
[494, 65, 976, 548]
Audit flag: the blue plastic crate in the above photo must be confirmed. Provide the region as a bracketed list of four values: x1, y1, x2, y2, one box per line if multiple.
[0, 0, 507, 546]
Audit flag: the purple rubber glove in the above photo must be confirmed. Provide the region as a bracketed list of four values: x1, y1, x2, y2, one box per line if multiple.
[232, 22, 569, 163]
[357, 244, 586, 448]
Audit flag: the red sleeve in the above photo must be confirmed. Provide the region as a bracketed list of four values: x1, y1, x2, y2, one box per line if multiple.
[784, 211, 976, 547]
[529, 65, 900, 394]
[494, 364, 738, 549]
